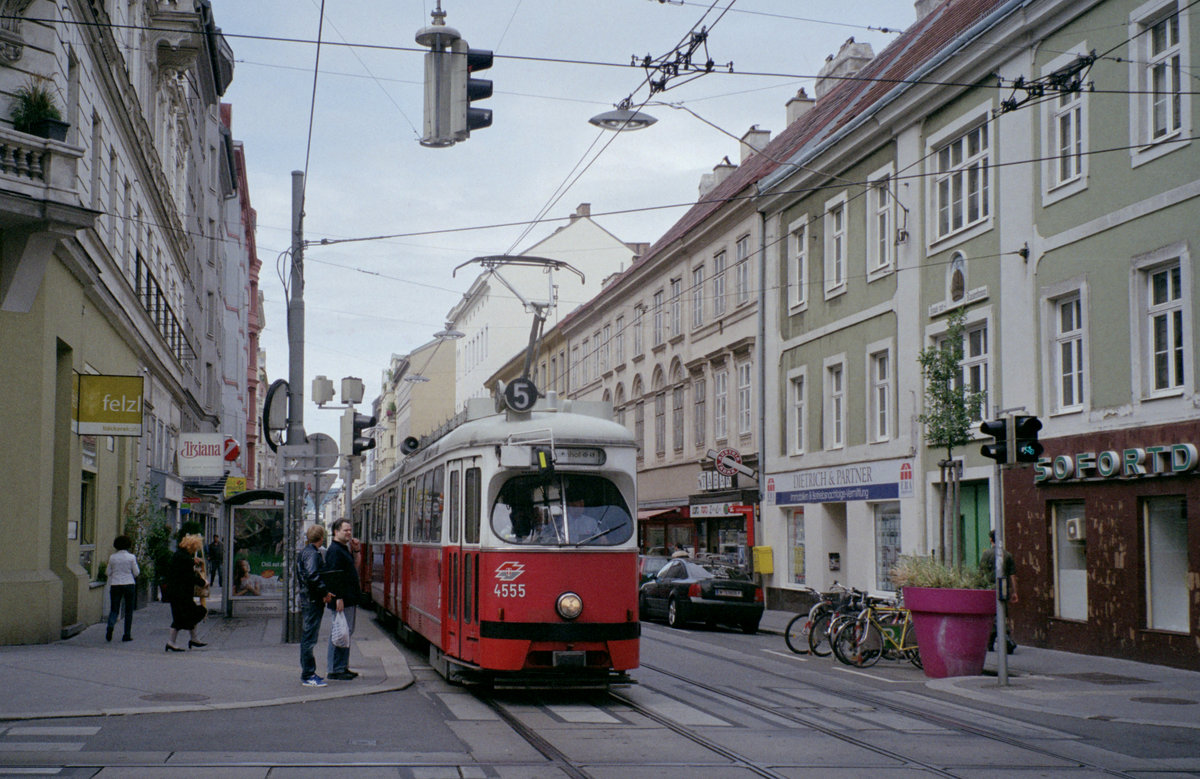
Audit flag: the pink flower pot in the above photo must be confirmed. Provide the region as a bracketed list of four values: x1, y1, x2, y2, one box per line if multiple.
[903, 586, 996, 678]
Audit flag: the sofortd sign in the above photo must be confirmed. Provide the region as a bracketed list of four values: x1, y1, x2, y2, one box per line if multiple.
[1034, 442, 1197, 483]
[75, 374, 144, 435]
[179, 433, 226, 478]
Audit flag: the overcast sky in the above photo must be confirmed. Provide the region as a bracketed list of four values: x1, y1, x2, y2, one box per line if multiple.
[211, 0, 913, 446]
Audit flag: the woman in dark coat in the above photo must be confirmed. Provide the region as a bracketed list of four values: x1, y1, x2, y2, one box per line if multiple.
[164, 533, 208, 652]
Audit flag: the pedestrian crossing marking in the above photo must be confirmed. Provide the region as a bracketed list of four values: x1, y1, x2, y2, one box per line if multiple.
[6, 727, 100, 737]
[0, 743, 85, 751]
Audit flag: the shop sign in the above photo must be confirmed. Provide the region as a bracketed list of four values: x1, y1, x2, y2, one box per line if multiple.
[1034, 442, 1197, 483]
[179, 433, 226, 478]
[75, 374, 144, 436]
[697, 470, 734, 491]
[690, 501, 737, 518]
[768, 458, 915, 505]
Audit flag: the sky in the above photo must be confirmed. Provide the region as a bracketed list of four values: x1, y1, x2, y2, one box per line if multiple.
[211, 0, 914, 447]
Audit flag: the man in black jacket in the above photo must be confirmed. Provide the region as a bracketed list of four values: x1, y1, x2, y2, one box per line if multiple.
[324, 518, 360, 681]
[297, 524, 331, 686]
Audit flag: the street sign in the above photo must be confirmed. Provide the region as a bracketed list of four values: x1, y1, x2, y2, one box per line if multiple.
[713, 447, 741, 476]
[223, 436, 241, 462]
[309, 433, 339, 471]
[504, 377, 538, 412]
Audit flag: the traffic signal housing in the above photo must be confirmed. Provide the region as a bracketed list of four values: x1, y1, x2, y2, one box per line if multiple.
[341, 409, 378, 458]
[1013, 415, 1043, 463]
[450, 39, 492, 141]
[980, 419, 1008, 464]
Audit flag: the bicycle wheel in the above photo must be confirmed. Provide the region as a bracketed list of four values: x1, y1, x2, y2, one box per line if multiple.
[906, 645, 923, 669]
[808, 612, 834, 657]
[784, 614, 811, 654]
[831, 619, 861, 666]
[856, 621, 883, 668]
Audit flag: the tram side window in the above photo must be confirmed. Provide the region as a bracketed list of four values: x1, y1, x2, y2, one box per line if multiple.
[371, 496, 384, 543]
[404, 483, 414, 542]
[386, 488, 397, 541]
[491, 473, 633, 546]
[431, 467, 445, 543]
[464, 467, 481, 544]
[448, 468, 461, 544]
[397, 486, 407, 542]
[414, 473, 430, 542]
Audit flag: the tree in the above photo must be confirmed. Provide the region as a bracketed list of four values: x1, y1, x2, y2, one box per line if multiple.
[917, 307, 986, 566]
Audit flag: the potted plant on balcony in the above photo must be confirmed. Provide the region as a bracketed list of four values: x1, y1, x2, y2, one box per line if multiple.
[10, 78, 69, 141]
[891, 555, 994, 678]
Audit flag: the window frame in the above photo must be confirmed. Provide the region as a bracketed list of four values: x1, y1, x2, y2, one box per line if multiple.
[926, 102, 994, 248]
[823, 193, 848, 297]
[1128, 0, 1190, 166]
[866, 165, 895, 280]
[787, 366, 806, 456]
[823, 356, 846, 450]
[1052, 291, 1086, 413]
[693, 375, 706, 448]
[652, 289, 665, 345]
[866, 340, 893, 443]
[1131, 244, 1191, 401]
[713, 368, 728, 441]
[669, 277, 682, 337]
[691, 266, 705, 329]
[735, 234, 752, 305]
[1041, 47, 1090, 203]
[736, 360, 752, 437]
[788, 216, 809, 313]
[672, 383, 685, 452]
[713, 251, 727, 317]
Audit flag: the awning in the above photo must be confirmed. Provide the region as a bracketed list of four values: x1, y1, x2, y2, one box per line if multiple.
[637, 506, 688, 521]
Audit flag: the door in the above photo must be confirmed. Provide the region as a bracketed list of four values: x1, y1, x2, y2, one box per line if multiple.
[445, 462, 462, 660]
[458, 465, 482, 664]
[959, 480, 991, 569]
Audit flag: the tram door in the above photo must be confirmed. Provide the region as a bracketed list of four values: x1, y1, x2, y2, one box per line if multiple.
[445, 462, 463, 660]
[458, 465, 482, 664]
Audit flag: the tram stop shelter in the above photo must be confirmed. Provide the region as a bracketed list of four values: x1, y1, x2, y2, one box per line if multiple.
[219, 489, 285, 619]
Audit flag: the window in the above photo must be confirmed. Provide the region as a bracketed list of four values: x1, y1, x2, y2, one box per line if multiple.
[490, 474, 633, 547]
[571, 345, 580, 388]
[875, 503, 901, 592]
[580, 339, 589, 385]
[601, 324, 611, 373]
[669, 278, 682, 336]
[825, 362, 844, 449]
[1130, 3, 1189, 160]
[550, 356, 557, 391]
[713, 369, 728, 440]
[713, 251, 727, 316]
[824, 195, 847, 294]
[1144, 496, 1188, 632]
[615, 316, 625, 363]
[633, 307, 644, 355]
[592, 331, 601, 378]
[934, 123, 990, 240]
[652, 290, 664, 345]
[691, 267, 704, 328]
[654, 392, 666, 457]
[693, 377, 706, 447]
[789, 509, 806, 585]
[1054, 90, 1084, 186]
[1053, 501, 1087, 621]
[867, 173, 893, 277]
[940, 321, 990, 421]
[672, 385, 685, 451]
[735, 234, 751, 304]
[789, 371, 805, 455]
[1147, 262, 1185, 394]
[789, 219, 808, 310]
[869, 350, 891, 442]
[1055, 294, 1085, 411]
[634, 401, 645, 460]
[737, 361, 752, 436]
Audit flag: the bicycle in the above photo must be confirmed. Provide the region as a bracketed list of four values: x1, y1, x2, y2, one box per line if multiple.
[808, 587, 866, 657]
[832, 598, 922, 669]
[783, 587, 824, 654]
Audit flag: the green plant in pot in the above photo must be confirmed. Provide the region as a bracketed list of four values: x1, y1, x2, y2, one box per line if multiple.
[892, 554, 995, 679]
[10, 79, 69, 141]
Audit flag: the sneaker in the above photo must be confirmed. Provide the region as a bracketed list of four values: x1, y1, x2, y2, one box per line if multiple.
[327, 671, 356, 681]
[302, 675, 327, 687]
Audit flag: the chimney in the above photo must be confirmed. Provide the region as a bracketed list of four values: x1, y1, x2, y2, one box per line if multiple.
[739, 125, 771, 162]
[815, 37, 875, 99]
[569, 203, 591, 221]
[786, 88, 815, 125]
[698, 157, 736, 200]
[914, 0, 940, 21]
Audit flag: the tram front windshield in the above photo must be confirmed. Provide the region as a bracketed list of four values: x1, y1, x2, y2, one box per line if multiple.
[491, 473, 633, 546]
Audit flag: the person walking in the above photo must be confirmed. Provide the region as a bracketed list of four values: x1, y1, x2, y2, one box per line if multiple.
[206, 534, 224, 589]
[980, 530, 1017, 654]
[164, 533, 208, 652]
[105, 535, 140, 642]
[297, 524, 332, 687]
[323, 519, 360, 681]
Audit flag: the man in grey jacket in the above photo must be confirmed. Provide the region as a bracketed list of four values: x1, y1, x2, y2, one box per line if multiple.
[297, 524, 331, 686]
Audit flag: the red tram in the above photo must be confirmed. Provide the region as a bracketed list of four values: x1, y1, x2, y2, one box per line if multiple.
[352, 391, 640, 687]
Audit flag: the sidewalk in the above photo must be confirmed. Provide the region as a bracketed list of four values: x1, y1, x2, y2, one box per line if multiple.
[0, 596, 413, 721]
[758, 609, 1200, 730]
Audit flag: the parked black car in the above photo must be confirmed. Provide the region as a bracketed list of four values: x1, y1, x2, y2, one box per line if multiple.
[638, 554, 670, 584]
[639, 558, 763, 633]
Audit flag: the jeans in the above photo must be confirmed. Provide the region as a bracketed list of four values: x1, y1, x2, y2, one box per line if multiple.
[208, 560, 223, 588]
[300, 597, 325, 679]
[327, 605, 356, 675]
[106, 584, 136, 639]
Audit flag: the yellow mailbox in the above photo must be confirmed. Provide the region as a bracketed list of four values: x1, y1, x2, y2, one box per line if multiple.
[752, 545, 774, 575]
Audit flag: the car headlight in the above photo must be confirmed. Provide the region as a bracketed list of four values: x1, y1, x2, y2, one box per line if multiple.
[556, 591, 583, 620]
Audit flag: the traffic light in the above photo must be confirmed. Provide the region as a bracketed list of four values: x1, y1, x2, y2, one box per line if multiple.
[980, 419, 1008, 464]
[340, 409, 377, 457]
[1013, 415, 1043, 463]
[450, 39, 492, 141]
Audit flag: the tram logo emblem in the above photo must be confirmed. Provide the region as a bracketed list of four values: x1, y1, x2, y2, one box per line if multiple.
[494, 561, 526, 581]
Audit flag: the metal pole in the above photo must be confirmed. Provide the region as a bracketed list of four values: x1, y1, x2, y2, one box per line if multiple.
[995, 416, 1013, 686]
[283, 170, 306, 643]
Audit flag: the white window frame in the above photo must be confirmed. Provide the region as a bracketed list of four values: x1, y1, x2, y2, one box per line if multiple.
[866, 165, 895, 280]
[713, 368, 728, 441]
[602, 324, 611, 373]
[787, 367, 806, 456]
[693, 376, 706, 447]
[1042, 46, 1090, 203]
[1053, 291, 1086, 413]
[1129, 0, 1191, 167]
[652, 290, 665, 345]
[654, 391, 666, 457]
[1129, 243, 1191, 402]
[823, 193, 848, 297]
[571, 345, 580, 388]
[669, 278, 682, 336]
[866, 339, 893, 443]
[672, 384, 685, 452]
[633, 306, 644, 355]
[823, 356, 846, 450]
[788, 216, 809, 313]
[926, 307, 993, 423]
[615, 315, 625, 364]
[581, 338, 590, 385]
[691, 266, 705, 329]
[713, 251, 727, 316]
[735, 234, 751, 305]
[926, 101, 994, 249]
[737, 360, 752, 436]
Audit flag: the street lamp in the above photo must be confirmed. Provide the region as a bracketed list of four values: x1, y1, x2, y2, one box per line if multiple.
[433, 322, 465, 340]
[588, 98, 658, 131]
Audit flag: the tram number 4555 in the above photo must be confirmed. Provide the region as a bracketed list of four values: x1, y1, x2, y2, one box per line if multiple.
[494, 583, 526, 598]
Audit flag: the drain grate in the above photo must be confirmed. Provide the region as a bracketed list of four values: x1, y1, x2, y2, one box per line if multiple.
[140, 692, 210, 702]
[1130, 696, 1198, 706]
[1053, 672, 1151, 686]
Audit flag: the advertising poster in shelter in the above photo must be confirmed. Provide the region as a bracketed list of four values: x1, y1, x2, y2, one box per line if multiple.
[231, 505, 284, 601]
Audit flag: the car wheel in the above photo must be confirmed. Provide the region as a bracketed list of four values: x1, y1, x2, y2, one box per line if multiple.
[667, 597, 685, 628]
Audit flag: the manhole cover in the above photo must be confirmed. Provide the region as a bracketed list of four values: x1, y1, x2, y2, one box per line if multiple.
[1054, 672, 1151, 686]
[140, 692, 210, 702]
[1130, 696, 1198, 706]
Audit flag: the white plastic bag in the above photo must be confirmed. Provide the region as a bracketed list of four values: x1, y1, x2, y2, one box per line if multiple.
[331, 611, 350, 648]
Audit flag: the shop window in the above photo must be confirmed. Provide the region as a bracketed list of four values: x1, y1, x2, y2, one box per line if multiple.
[789, 509, 805, 585]
[1053, 501, 1087, 621]
[874, 503, 901, 591]
[1144, 496, 1188, 632]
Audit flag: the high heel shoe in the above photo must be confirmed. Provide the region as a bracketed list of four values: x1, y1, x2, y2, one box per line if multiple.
[165, 644, 185, 653]
[188, 640, 207, 648]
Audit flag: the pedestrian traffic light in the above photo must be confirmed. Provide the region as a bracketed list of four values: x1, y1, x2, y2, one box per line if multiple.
[1013, 415, 1043, 463]
[980, 419, 1008, 464]
[450, 39, 492, 141]
[340, 409, 377, 458]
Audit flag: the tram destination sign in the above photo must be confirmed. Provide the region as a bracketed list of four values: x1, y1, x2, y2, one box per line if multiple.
[545, 447, 606, 467]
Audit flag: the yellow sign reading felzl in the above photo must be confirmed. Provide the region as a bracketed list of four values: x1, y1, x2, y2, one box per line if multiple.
[76, 374, 144, 436]
[224, 477, 246, 497]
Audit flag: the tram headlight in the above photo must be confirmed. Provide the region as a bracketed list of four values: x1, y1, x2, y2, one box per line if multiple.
[556, 591, 583, 620]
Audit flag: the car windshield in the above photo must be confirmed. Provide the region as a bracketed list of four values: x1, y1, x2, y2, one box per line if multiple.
[491, 473, 633, 546]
